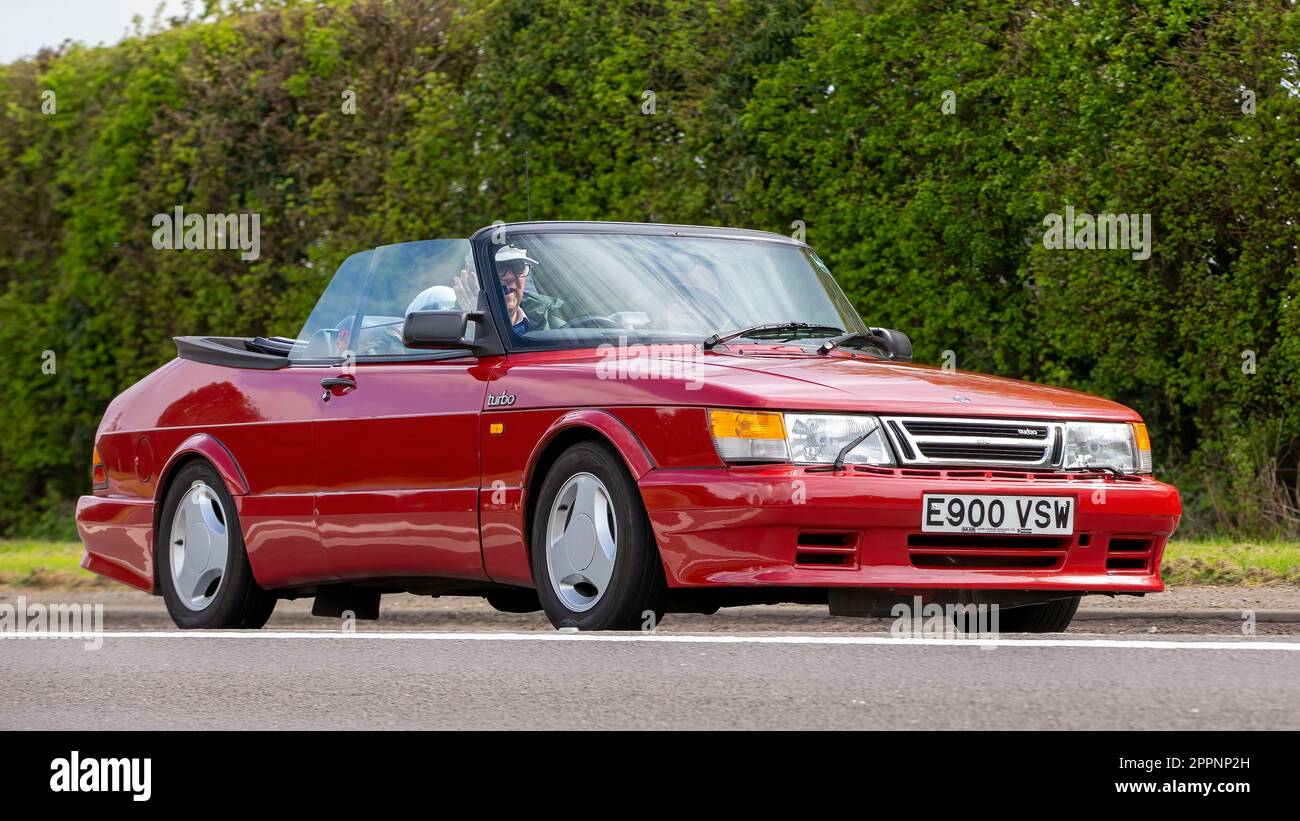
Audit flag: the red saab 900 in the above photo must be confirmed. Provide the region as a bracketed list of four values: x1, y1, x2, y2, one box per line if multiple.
[76, 221, 1180, 632]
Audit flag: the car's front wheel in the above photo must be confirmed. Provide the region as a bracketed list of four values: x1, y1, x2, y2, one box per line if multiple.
[158, 461, 276, 629]
[530, 441, 667, 630]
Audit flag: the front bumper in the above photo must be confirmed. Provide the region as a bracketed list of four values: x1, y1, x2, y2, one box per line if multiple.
[638, 465, 1181, 592]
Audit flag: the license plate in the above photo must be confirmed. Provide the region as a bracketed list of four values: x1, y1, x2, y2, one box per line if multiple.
[922, 494, 1074, 535]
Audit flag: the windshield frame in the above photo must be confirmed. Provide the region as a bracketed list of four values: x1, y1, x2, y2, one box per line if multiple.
[468, 222, 868, 355]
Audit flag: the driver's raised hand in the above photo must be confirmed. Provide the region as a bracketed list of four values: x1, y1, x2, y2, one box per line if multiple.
[452, 268, 477, 309]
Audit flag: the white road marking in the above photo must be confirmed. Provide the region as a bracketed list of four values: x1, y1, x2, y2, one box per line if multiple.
[1, 630, 1299, 651]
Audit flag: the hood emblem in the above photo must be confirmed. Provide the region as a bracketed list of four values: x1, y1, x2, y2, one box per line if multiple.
[952, 395, 972, 404]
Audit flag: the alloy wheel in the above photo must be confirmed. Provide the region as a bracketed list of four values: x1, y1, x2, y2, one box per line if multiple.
[544, 472, 618, 612]
[168, 480, 229, 611]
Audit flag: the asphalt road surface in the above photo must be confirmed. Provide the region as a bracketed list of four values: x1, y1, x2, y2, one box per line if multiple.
[4, 630, 1299, 730]
[9, 586, 1300, 633]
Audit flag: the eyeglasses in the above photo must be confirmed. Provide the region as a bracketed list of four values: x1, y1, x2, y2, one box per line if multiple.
[498, 261, 529, 277]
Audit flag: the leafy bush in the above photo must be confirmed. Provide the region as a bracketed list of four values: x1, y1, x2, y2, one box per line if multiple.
[1, 0, 1297, 537]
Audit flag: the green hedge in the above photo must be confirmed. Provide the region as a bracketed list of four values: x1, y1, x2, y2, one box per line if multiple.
[1, 0, 1297, 539]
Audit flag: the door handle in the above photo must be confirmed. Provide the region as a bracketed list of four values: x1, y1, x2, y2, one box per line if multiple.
[320, 375, 356, 402]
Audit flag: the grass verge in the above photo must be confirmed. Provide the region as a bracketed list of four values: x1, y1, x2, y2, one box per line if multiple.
[1161, 538, 1300, 586]
[0, 540, 112, 589]
[1, 538, 1297, 590]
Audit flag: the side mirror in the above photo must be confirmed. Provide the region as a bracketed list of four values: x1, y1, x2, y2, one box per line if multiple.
[817, 327, 913, 361]
[402, 310, 482, 350]
[870, 327, 913, 362]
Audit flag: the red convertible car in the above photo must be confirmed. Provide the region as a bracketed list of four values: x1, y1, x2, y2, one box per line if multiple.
[77, 221, 1180, 631]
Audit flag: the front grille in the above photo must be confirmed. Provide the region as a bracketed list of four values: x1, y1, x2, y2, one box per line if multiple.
[916, 443, 1046, 462]
[887, 420, 916, 459]
[903, 421, 1049, 439]
[883, 416, 1066, 469]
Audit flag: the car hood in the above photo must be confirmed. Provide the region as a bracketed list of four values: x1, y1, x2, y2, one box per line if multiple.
[696, 351, 1139, 421]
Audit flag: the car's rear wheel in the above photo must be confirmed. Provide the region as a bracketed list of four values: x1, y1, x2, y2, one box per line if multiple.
[992, 596, 1081, 633]
[530, 441, 667, 630]
[158, 462, 276, 629]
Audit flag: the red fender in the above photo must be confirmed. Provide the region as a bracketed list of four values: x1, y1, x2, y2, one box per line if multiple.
[480, 409, 656, 587]
[526, 409, 656, 486]
[155, 433, 250, 501]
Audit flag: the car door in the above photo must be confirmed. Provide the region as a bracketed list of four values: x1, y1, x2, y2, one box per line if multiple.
[311, 239, 494, 582]
[232, 247, 381, 589]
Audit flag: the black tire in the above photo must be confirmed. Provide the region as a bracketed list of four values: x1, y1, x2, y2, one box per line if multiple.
[485, 588, 542, 614]
[994, 596, 1081, 633]
[530, 441, 667, 630]
[157, 461, 276, 629]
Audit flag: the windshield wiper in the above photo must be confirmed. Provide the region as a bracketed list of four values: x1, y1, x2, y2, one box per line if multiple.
[702, 322, 843, 350]
[817, 331, 879, 356]
[832, 423, 881, 471]
[1061, 465, 1125, 478]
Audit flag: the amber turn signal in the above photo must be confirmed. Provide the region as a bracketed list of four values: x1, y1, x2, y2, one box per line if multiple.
[92, 446, 108, 489]
[708, 409, 790, 462]
[1131, 423, 1152, 473]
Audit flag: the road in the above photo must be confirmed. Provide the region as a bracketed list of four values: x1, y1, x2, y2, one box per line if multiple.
[8, 586, 1300, 633]
[3, 630, 1298, 730]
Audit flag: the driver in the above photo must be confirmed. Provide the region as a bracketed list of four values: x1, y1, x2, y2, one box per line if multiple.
[491, 244, 564, 334]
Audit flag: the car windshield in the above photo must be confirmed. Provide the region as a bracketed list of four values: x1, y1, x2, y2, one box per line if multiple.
[483, 231, 868, 348]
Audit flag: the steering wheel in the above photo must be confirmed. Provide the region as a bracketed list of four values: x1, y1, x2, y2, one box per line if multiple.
[560, 315, 622, 329]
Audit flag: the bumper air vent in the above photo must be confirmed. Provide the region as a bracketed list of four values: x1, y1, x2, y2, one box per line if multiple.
[795, 531, 859, 569]
[907, 533, 1070, 570]
[1106, 536, 1155, 572]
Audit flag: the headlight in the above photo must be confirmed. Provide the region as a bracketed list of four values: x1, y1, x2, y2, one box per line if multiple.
[708, 409, 893, 465]
[1062, 421, 1151, 474]
[784, 413, 892, 465]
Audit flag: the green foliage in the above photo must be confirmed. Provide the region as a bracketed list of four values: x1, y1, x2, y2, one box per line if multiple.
[0, 0, 1296, 537]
